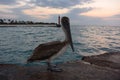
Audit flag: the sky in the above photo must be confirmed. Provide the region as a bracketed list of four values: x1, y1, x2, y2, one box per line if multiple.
[0, 0, 120, 25]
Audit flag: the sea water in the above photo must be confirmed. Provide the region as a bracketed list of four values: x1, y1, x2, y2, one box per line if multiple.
[0, 25, 120, 65]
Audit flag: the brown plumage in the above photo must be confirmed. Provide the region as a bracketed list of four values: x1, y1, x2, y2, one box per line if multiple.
[27, 41, 68, 62]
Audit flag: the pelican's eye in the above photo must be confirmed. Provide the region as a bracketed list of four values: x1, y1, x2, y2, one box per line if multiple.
[63, 18, 69, 23]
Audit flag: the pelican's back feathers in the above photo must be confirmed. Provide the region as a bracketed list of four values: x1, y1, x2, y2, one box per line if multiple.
[27, 41, 67, 62]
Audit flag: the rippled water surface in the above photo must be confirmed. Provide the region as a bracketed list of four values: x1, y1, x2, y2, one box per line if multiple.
[0, 25, 120, 64]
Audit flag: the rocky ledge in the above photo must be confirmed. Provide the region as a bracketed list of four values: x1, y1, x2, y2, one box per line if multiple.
[0, 52, 120, 80]
[82, 52, 120, 69]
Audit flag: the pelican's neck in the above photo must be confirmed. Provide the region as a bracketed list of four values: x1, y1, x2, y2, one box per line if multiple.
[62, 27, 68, 41]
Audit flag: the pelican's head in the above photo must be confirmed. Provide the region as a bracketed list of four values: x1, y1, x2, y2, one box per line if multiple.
[61, 16, 74, 52]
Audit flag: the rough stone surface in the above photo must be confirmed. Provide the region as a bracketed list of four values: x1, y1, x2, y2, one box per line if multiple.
[0, 52, 120, 80]
[82, 52, 120, 69]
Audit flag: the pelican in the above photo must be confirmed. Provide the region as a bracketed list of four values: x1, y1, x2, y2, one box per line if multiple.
[27, 16, 74, 72]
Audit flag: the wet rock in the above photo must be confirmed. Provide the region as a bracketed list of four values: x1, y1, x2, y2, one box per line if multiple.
[82, 52, 120, 69]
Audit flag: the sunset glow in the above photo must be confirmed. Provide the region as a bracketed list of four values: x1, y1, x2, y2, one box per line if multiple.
[80, 0, 120, 18]
[23, 7, 69, 19]
[0, 0, 120, 25]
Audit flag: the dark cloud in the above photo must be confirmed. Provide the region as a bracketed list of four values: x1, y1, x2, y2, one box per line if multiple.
[0, 0, 16, 5]
[113, 14, 120, 17]
[69, 8, 92, 14]
[61, 8, 108, 25]
[33, 0, 92, 8]
[64, 8, 92, 20]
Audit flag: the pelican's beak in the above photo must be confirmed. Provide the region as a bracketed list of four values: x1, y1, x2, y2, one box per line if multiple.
[61, 17, 74, 52]
[67, 24, 74, 52]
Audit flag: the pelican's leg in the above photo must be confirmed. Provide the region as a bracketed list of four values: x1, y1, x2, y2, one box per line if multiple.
[47, 60, 63, 72]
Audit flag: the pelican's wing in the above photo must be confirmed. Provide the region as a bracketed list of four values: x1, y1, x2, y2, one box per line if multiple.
[27, 41, 66, 62]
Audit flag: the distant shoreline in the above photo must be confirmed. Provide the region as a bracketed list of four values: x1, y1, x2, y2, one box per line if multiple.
[0, 24, 60, 27]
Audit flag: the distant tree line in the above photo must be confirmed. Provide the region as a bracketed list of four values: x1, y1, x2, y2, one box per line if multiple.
[0, 19, 57, 25]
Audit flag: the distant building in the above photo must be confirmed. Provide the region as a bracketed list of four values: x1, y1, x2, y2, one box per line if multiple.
[56, 15, 61, 27]
[58, 15, 60, 25]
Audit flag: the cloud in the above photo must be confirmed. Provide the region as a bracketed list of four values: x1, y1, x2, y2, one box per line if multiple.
[62, 7, 113, 25]
[0, 0, 16, 5]
[0, 0, 92, 20]
[22, 6, 70, 19]
[21, 0, 93, 20]
[64, 7, 92, 20]
[103, 14, 120, 21]
[80, 8, 120, 18]
[0, 0, 119, 25]
[0, 0, 35, 19]
[102, 15, 120, 26]
[80, 0, 120, 18]
[33, 0, 91, 8]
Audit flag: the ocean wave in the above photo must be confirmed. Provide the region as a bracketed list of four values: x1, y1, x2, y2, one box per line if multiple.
[0, 25, 120, 64]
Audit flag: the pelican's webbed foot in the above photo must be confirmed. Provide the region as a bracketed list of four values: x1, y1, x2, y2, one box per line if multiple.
[47, 63, 63, 72]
